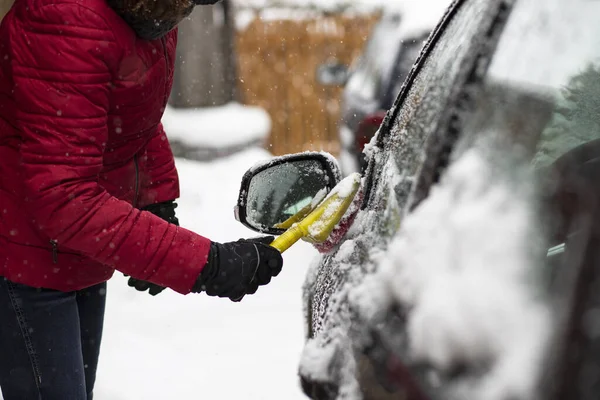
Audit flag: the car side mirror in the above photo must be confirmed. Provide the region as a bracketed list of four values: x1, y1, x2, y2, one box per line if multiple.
[235, 152, 342, 235]
[316, 61, 349, 86]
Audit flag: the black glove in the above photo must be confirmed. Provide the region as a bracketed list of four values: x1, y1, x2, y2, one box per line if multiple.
[127, 278, 166, 296]
[192, 236, 283, 302]
[126, 201, 179, 296]
[142, 200, 179, 226]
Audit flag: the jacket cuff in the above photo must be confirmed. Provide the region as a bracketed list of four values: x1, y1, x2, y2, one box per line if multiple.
[147, 226, 212, 294]
[191, 242, 218, 293]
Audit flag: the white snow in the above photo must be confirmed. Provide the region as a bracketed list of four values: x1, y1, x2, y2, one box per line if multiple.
[298, 337, 338, 382]
[92, 148, 316, 400]
[311, 187, 329, 208]
[378, 148, 552, 400]
[329, 172, 361, 199]
[162, 103, 271, 149]
[306, 173, 360, 238]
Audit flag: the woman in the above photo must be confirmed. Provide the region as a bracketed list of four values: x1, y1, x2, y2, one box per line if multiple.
[0, 0, 284, 397]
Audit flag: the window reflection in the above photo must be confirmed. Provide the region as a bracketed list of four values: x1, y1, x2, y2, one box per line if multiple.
[247, 160, 328, 229]
[463, 0, 600, 259]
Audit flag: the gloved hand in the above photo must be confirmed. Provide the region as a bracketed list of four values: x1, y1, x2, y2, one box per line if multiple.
[142, 200, 179, 226]
[127, 278, 166, 296]
[126, 200, 179, 296]
[192, 236, 283, 302]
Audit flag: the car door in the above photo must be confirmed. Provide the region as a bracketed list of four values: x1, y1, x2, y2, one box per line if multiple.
[300, 1, 515, 399]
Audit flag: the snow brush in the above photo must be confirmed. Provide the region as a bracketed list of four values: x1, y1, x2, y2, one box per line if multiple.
[269, 173, 361, 253]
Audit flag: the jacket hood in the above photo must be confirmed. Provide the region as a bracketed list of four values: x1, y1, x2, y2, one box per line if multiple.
[106, 0, 220, 40]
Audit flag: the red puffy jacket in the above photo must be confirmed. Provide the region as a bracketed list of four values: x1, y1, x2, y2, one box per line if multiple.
[0, 0, 212, 294]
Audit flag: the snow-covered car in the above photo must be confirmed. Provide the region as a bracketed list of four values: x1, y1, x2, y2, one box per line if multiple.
[236, 0, 600, 399]
[317, 2, 450, 175]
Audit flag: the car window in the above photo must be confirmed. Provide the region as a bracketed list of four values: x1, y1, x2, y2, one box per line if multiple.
[458, 0, 600, 277]
[365, 0, 504, 237]
[450, 0, 600, 397]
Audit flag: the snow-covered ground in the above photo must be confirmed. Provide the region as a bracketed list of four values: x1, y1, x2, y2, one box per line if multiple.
[94, 148, 316, 400]
[162, 103, 271, 149]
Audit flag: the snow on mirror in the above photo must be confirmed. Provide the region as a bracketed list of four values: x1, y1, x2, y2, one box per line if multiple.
[238, 155, 341, 234]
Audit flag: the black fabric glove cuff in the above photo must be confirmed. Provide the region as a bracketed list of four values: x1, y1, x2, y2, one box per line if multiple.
[142, 200, 179, 226]
[191, 242, 219, 293]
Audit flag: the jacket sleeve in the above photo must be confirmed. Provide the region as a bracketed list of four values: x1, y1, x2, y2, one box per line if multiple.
[11, 3, 211, 294]
[137, 123, 180, 208]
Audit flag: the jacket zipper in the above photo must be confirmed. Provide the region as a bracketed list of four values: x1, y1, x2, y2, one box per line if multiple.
[50, 240, 58, 264]
[133, 153, 139, 208]
[161, 36, 170, 108]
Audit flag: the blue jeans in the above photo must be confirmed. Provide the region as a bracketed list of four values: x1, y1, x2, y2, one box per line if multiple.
[0, 278, 106, 400]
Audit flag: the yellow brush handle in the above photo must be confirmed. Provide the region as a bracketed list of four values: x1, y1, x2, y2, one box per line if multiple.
[269, 173, 362, 254]
[270, 225, 306, 252]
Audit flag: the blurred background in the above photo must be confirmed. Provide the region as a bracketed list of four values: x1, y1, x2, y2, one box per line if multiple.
[165, 0, 381, 159]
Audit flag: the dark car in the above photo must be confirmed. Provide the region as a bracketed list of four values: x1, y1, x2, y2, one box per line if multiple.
[236, 0, 600, 399]
[317, 5, 448, 175]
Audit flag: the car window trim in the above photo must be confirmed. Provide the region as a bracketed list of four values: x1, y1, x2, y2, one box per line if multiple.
[362, 0, 515, 210]
[374, 0, 462, 148]
[406, 0, 513, 211]
[381, 31, 431, 110]
[361, 0, 462, 209]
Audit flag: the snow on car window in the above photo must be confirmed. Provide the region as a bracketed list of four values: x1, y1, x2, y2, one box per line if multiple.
[382, 0, 491, 217]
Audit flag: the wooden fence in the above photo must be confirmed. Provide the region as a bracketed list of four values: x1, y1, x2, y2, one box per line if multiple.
[236, 12, 379, 156]
[0, 0, 11, 20]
